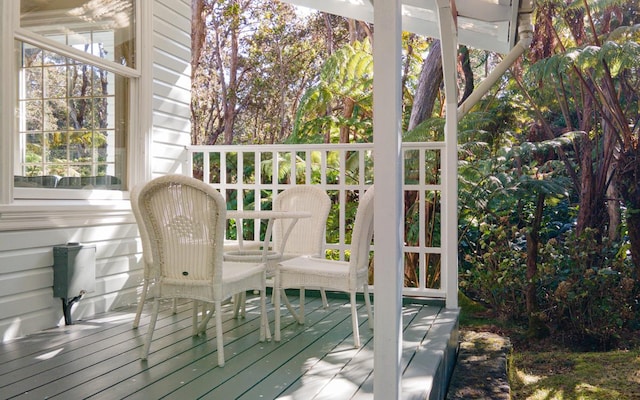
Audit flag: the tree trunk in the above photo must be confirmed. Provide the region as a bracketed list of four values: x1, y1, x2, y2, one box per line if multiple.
[575, 133, 599, 235]
[606, 141, 620, 242]
[340, 99, 355, 143]
[526, 193, 549, 338]
[191, 0, 206, 145]
[323, 14, 334, 55]
[458, 45, 474, 105]
[408, 40, 442, 131]
[618, 147, 640, 278]
[222, 21, 239, 145]
[628, 209, 640, 279]
[403, 40, 445, 285]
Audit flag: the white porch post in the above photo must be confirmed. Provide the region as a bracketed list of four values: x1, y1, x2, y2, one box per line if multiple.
[373, 0, 403, 399]
[436, 0, 459, 309]
[0, 1, 17, 204]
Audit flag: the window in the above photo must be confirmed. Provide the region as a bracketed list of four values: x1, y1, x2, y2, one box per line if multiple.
[13, 0, 137, 194]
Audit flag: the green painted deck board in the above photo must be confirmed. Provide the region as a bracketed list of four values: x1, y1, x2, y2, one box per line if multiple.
[122, 297, 329, 400]
[0, 293, 458, 400]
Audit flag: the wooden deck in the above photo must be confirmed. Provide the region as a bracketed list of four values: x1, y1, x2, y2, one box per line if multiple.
[0, 292, 459, 400]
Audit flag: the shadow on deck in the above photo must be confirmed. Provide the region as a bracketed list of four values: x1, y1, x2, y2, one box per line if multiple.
[0, 292, 459, 399]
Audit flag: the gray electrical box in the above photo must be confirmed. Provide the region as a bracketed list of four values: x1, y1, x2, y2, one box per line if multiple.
[53, 243, 96, 299]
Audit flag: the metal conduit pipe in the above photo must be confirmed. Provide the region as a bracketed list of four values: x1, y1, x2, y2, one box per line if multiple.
[457, 15, 534, 121]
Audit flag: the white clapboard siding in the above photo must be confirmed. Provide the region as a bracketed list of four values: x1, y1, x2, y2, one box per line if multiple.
[153, 82, 191, 104]
[0, 223, 144, 339]
[152, 0, 192, 176]
[0, 1, 193, 342]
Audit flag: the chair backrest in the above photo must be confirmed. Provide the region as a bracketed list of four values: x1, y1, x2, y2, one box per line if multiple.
[136, 175, 227, 294]
[130, 183, 154, 277]
[349, 186, 375, 275]
[272, 185, 331, 257]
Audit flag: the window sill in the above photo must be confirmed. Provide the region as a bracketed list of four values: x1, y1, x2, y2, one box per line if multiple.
[0, 199, 134, 231]
[14, 187, 127, 201]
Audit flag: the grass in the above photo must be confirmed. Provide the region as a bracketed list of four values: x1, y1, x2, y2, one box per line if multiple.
[458, 292, 640, 400]
[510, 349, 640, 399]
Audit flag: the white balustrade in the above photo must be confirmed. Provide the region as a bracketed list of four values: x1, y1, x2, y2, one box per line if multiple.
[185, 143, 450, 299]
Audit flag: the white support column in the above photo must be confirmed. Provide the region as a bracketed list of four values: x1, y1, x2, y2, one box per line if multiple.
[373, 0, 403, 399]
[436, 0, 460, 309]
[0, 1, 18, 204]
[131, 0, 154, 185]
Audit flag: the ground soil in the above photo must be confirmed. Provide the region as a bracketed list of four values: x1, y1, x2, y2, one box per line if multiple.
[445, 318, 640, 400]
[446, 329, 512, 399]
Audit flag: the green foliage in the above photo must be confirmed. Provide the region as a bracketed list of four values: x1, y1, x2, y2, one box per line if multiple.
[460, 221, 528, 317]
[538, 230, 639, 349]
[290, 40, 373, 143]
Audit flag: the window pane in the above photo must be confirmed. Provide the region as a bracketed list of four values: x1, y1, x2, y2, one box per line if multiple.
[44, 66, 67, 98]
[17, 42, 127, 190]
[20, 0, 135, 68]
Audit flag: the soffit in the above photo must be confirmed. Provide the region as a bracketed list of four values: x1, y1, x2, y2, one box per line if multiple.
[281, 0, 534, 54]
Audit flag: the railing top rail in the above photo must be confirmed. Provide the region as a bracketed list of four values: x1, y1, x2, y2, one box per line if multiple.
[186, 142, 445, 151]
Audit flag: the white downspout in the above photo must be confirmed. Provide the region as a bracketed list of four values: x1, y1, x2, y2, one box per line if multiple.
[457, 16, 534, 120]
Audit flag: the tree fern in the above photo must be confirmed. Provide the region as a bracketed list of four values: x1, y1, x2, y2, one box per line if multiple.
[290, 41, 373, 143]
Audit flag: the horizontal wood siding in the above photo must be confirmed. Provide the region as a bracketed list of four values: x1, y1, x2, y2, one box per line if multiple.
[0, 223, 143, 341]
[152, 0, 192, 177]
[0, 1, 193, 343]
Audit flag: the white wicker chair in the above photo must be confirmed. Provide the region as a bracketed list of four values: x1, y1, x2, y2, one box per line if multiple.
[272, 185, 332, 308]
[231, 185, 332, 317]
[130, 184, 181, 328]
[136, 175, 269, 366]
[274, 186, 374, 347]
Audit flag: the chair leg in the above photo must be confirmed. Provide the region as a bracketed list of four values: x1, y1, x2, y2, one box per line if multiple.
[198, 303, 215, 335]
[320, 288, 329, 308]
[350, 291, 361, 348]
[232, 293, 240, 318]
[141, 298, 160, 360]
[172, 298, 178, 314]
[192, 300, 199, 336]
[281, 289, 300, 323]
[214, 300, 225, 367]
[364, 285, 373, 330]
[259, 280, 270, 342]
[133, 279, 149, 329]
[232, 292, 247, 319]
[274, 272, 281, 342]
[298, 287, 306, 324]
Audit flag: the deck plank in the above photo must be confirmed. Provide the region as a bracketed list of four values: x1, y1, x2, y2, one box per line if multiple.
[54, 299, 271, 400]
[107, 297, 327, 400]
[6, 303, 201, 399]
[234, 302, 372, 400]
[169, 297, 355, 400]
[350, 303, 442, 400]
[0, 294, 458, 400]
[274, 304, 375, 400]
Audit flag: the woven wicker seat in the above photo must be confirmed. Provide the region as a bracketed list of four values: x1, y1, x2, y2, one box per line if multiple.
[134, 175, 269, 366]
[274, 186, 374, 347]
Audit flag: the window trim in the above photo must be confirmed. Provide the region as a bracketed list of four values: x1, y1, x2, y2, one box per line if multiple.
[15, 28, 140, 79]
[0, 0, 152, 229]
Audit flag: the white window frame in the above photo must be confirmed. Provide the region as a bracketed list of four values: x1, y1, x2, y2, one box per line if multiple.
[0, 1, 152, 229]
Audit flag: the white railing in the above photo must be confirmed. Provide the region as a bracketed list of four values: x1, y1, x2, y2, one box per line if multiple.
[185, 143, 449, 299]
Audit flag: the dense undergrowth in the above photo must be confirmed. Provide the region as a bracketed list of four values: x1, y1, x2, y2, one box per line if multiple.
[459, 293, 640, 400]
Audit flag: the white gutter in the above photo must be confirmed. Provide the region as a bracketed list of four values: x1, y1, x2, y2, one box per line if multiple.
[457, 14, 534, 121]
